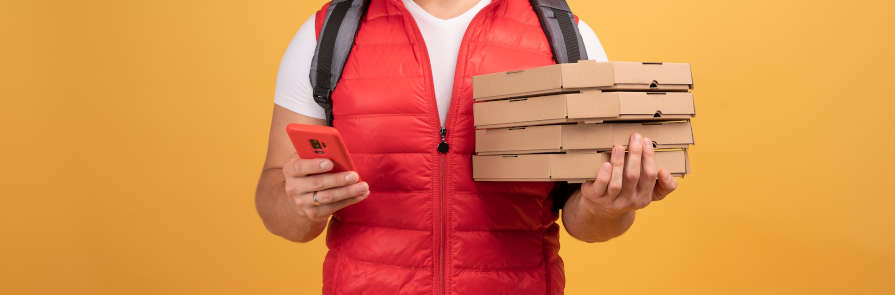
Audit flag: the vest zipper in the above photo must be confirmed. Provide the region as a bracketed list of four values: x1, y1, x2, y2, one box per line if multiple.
[394, 1, 497, 293]
[437, 127, 448, 295]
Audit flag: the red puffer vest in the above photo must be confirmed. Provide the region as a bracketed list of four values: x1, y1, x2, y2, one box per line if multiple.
[314, 0, 572, 294]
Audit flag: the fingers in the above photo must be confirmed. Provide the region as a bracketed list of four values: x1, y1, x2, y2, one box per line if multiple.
[653, 168, 678, 201]
[584, 162, 612, 198]
[606, 145, 626, 201]
[280, 157, 368, 223]
[311, 181, 370, 205]
[311, 192, 369, 220]
[283, 156, 334, 177]
[298, 190, 369, 222]
[291, 180, 370, 222]
[621, 133, 643, 195]
[295, 170, 360, 193]
[637, 137, 659, 201]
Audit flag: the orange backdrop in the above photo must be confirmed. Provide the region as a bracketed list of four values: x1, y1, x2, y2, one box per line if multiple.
[1, 0, 893, 294]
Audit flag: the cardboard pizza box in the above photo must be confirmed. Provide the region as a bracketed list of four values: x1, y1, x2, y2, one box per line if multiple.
[472, 149, 689, 182]
[473, 91, 695, 129]
[472, 60, 693, 101]
[475, 121, 693, 155]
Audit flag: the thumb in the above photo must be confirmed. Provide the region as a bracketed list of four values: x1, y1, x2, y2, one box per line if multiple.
[652, 168, 678, 201]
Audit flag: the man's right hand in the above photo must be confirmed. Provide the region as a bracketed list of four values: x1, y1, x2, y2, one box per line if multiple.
[257, 106, 364, 242]
[282, 156, 370, 222]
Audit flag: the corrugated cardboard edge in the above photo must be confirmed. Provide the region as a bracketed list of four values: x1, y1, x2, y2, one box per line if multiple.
[472, 65, 565, 101]
[476, 121, 694, 154]
[475, 118, 570, 129]
[647, 148, 690, 179]
[473, 149, 689, 181]
[561, 61, 614, 89]
[474, 91, 696, 129]
[472, 154, 553, 180]
[566, 91, 620, 120]
[472, 61, 694, 101]
[608, 61, 694, 89]
[473, 89, 579, 102]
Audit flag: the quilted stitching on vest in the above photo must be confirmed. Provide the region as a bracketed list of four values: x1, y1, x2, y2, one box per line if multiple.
[314, 1, 569, 294]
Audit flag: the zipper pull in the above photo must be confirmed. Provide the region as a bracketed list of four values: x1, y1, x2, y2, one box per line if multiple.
[437, 127, 449, 154]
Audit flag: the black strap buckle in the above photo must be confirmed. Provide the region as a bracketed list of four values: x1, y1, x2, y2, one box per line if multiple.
[312, 88, 332, 105]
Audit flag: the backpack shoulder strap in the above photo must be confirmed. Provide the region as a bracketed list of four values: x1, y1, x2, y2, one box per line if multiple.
[529, 0, 588, 63]
[309, 0, 368, 126]
[532, 0, 588, 209]
[310, 0, 585, 125]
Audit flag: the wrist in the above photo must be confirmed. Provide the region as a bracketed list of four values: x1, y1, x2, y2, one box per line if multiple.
[572, 189, 635, 222]
[564, 190, 636, 242]
[594, 209, 635, 225]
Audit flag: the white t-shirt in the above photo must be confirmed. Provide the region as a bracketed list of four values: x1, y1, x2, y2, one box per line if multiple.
[274, 0, 609, 126]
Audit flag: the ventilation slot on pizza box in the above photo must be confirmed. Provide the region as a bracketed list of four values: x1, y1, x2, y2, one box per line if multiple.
[653, 110, 663, 118]
[649, 80, 659, 88]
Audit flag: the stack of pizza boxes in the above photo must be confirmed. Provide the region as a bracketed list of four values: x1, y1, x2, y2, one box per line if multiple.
[471, 61, 695, 182]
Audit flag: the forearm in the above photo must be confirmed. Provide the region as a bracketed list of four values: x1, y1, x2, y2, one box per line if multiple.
[255, 168, 327, 242]
[562, 190, 635, 243]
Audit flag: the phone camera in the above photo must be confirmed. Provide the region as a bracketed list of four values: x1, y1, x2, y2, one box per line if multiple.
[309, 139, 322, 149]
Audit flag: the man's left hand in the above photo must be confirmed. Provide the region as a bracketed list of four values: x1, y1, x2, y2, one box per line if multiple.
[576, 133, 679, 220]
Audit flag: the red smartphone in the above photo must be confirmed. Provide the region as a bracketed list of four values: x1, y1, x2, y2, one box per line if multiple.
[286, 123, 357, 174]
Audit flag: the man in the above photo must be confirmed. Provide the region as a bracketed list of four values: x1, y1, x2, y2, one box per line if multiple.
[255, 0, 679, 293]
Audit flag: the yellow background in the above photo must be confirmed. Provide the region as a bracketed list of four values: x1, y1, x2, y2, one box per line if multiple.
[2, 0, 893, 294]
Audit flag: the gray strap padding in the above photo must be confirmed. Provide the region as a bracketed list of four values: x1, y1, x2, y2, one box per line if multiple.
[309, 0, 367, 125]
[309, 0, 585, 125]
[529, 0, 588, 63]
